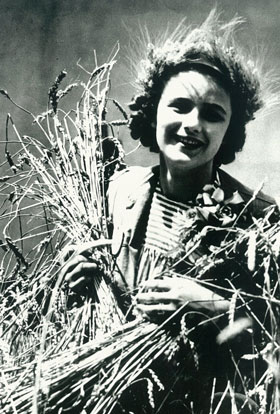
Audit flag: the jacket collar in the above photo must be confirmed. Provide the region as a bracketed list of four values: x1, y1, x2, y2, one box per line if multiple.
[125, 165, 276, 247]
[126, 166, 159, 247]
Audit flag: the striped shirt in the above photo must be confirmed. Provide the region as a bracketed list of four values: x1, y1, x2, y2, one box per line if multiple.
[144, 184, 194, 253]
[136, 173, 222, 285]
[137, 184, 194, 284]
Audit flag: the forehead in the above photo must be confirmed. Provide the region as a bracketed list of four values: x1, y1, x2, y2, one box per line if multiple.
[160, 70, 231, 107]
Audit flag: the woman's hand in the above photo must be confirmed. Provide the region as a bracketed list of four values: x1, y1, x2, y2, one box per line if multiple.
[136, 276, 229, 321]
[59, 240, 112, 293]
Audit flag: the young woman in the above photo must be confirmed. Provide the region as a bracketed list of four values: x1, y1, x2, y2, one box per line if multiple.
[61, 12, 278, 414]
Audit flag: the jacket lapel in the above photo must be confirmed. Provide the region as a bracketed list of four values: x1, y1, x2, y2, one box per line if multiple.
[127, 166, 159, 248]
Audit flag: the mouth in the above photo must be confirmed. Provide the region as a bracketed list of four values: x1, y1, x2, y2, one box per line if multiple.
[176, 135, 205, 150]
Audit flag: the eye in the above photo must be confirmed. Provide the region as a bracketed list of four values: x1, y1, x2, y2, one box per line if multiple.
[201, 105, 225, 122]
[168, 99, 193, 114]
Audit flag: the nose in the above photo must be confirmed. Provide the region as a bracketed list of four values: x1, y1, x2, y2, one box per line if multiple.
[181, 108, 201, 134]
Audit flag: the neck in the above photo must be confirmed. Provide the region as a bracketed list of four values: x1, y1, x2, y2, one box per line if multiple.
[159, 156, 215, 202]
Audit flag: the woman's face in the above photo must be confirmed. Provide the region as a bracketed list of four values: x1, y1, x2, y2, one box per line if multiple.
[156, 70, 232, 174]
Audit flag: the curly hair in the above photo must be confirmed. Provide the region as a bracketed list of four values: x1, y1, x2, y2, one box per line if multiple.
[128, 11, 264, 166]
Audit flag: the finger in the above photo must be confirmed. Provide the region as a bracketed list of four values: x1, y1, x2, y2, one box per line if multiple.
[60, 239, 112, 264]
[136, 291, 177, 304]
[61, 254, 99, 280]
[141, 278, 172, 292]
[69, 276, 88, 292]
[136, 303, 177, 314]
[75, 239, 112, 256]
[65, 262, 99, 283]
[60, 245, 76, 263]
[60, 255, 89, 280]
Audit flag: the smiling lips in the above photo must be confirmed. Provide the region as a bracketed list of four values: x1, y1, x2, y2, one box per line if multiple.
[176, 135, 205, 150]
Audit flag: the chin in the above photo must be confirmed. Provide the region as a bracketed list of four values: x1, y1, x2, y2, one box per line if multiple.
[165, 149, 200, 168]
[164, 151, 214, 175]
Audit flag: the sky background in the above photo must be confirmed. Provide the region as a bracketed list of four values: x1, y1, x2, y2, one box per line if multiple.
[0, 0, 280, 197]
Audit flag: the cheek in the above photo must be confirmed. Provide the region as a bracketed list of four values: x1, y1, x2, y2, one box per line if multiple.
[156, 109, 180, 135]
[208, 123, 229, 146]
[156, 121, 178, 149]
[221, 114, 232, 139]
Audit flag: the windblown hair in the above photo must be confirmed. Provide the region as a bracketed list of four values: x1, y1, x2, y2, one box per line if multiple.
[128, 11, 264, 166]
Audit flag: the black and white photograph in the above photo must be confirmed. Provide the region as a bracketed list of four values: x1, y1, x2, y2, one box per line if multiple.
[0, 1, 279, 413]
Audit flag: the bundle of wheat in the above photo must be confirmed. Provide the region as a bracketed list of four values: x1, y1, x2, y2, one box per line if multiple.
[2, 208, 280, 413]
[0, 47, 131, 411]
